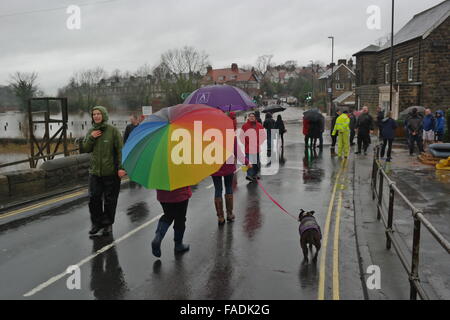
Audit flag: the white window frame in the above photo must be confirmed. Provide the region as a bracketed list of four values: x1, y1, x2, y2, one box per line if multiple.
[385, 64, 389, 84]
[336, 83, 344, 90]
[395, 60, 400, 83]
[335, 73, 340, 81]
[408, 57, 413, 81]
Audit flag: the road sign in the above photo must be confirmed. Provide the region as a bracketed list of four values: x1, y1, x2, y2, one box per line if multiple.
[142, 106, 152, 115]
[180, 92, 191, 100]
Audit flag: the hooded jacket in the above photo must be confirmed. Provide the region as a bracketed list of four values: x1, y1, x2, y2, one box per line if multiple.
[332, 113, 350, 135]
[434, 110, 446, 134]
[380, 117, 398, 140]
[83, 106, 124, 176]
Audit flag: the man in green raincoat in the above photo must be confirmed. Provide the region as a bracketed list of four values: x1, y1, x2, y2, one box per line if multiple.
[332, 109, 351, 158]
[83, 106, 126, 236]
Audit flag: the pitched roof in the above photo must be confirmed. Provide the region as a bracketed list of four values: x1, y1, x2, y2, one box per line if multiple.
[318, 64, 355, 80]
[333, 91, 354, 104]
[353, 44, 380, 56]
[204, 68, 256, 83]
[378, 0, 450, 51]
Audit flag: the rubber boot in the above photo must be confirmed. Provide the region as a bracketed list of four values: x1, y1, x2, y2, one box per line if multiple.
[151, 220, 170, 258]
[225, 194, 235, 222]
[214, 197, 225, 225]
[174, 228, 190, 253]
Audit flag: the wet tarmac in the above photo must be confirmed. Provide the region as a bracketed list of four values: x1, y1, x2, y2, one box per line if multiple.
[0, 125, 385, 299]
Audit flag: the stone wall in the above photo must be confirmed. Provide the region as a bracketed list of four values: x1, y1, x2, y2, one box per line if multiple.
[0, 154, 91, 205]
[422, 16, 450, 109]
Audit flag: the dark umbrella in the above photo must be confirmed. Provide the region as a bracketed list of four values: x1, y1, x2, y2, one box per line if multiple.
[183, 85, 257, 112]
[398, 106, 425, 119]
[261, 105, 286, 113]
[303, 109, 322, 122]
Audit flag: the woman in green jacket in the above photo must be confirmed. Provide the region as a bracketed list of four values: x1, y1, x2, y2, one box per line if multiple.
[83, 106, 126, 236]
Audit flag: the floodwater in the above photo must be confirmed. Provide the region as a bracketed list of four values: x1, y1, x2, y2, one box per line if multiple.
[0, 111, 130, 140]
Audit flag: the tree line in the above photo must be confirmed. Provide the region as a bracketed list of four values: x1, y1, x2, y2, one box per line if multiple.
[1, 47, 326, 113]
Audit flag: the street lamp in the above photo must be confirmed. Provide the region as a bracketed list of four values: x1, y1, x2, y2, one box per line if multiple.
[328, 36, 334, 116]
[389, 0, 395, 113]
[310, 60, 314, 107]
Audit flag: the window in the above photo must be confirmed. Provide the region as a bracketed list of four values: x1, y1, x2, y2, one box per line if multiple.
[218, 76, 225, 81]
[230, 75, 237, 80]
[408, 57, 413, 81]
[385, 64, 389, 84]
[395, 60, 400, 83]
[335, 73, 340, 81]
[352, 82, 356, 89]
[336, 83, 344, 90]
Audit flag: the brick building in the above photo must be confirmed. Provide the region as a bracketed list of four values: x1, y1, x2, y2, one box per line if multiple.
[318, 59, 356, 110]
[353, 0, 450, 118]
[200, 63, 260, 98]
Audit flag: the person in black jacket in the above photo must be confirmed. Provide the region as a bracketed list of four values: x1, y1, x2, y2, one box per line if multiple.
[263, 112, 276, 156]
[355, 106, 374, 155]
[123, 113, 139, 143]
[376, 106, 385, 138]
[407, 108, 424, 155]
[330, 111, 339, 149]
[349, 111, 356, 146]
[380, 111, 397, 161]
[275, 114, 286, 149]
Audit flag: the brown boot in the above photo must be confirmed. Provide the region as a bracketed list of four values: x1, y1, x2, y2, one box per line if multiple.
[214, 197, 225, 225]
[225, 194, 235, 222]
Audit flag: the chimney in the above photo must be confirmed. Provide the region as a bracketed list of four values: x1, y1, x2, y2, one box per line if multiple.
[338, 59, 346, 66]
[347, 59, 353, 68]
[329, 63, 336, 69]
[231, 63, 238, 72]
[207, 65, 213, 73]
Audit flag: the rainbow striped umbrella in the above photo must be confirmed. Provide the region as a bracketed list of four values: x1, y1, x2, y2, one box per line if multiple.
[122, 104, 234, 191]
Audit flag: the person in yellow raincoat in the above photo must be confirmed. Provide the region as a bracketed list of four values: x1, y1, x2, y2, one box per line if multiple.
[332, 109, 351, 158]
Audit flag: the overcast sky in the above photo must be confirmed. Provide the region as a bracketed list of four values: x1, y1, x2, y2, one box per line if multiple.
[0, 0, 444, 94]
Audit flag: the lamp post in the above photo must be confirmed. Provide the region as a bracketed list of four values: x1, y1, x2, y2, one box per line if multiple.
[389, 0, 395, 113]
[328, 36, 334, 116]
[310, 60, 314, 107]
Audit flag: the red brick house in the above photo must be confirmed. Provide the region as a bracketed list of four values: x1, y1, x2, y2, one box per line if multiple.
[200, 63, 260, 98]
[354, 0, 450, 118]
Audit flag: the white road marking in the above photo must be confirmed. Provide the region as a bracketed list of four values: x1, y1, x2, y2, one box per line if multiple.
[23, 213, 163, 297]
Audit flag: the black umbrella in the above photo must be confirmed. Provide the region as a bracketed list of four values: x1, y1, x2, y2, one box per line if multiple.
[398, 106, 425, 119]
[262, 105, 286, 113]
[303, 109, 322, 122]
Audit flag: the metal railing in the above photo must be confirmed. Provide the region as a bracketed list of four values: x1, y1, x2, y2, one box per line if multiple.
[371, 145, 450, 300]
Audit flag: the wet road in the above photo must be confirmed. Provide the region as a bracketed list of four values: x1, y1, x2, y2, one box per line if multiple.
[0, 124, 363, 300]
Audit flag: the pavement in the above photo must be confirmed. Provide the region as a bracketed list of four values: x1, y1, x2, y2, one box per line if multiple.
[0, 123, 448, 300]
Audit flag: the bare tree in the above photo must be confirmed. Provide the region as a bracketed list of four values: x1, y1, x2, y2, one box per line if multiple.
[9, 72, 39, 110]
[160, 46, 210, 80]
[68, 67, 108, 111]
[255, 54, 274, 79]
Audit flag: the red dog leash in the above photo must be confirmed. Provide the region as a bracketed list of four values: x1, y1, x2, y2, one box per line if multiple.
[256, 180, 297, 221]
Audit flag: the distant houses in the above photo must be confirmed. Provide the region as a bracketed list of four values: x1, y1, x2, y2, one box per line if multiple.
[318, 59, 356, 111]
[353, 0, 450, 118]
[200, 63, 260, 99]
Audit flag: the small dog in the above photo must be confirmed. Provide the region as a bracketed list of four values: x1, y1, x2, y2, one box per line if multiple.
[298, 209, 322, 263]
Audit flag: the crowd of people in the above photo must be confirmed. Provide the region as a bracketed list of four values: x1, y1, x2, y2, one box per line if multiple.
[82, 106, 287, 258]
[81, 104, 446, 259]
[309, 106, 447, 161]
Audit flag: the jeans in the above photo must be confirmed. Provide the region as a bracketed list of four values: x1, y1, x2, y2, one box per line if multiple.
[409, 134, 424, 154]
[88, 174, 121, 227]
[246, 153, 260, 177]
[159, 200, 189, 233]
[381, 138, 393, 159]
[331, 134, 337, 148]
[357, 133, 370, 152]
[212, 174, 234, 198]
